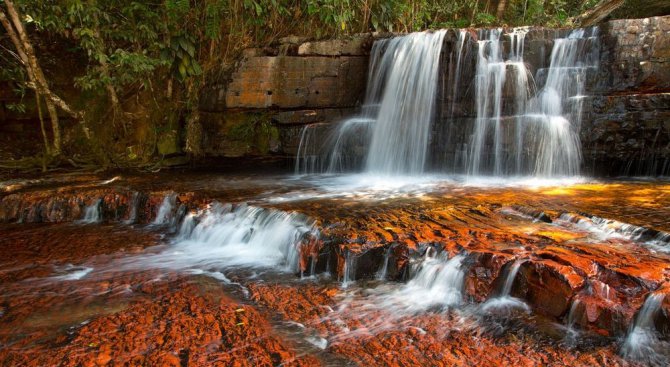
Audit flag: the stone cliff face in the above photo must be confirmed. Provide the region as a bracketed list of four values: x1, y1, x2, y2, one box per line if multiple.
[198, 17, 669, 176]
[198, 35, 371, 157]
[584, 17, 670, 175]
[431, 16, 670, 176]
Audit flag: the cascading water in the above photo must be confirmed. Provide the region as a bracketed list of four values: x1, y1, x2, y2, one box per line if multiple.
[153, 193, 177, 226]
[482, 258, 529, 311]
[375, 246, 393, 280]
[365, 30, 447, 175]
[124, 192, 140, 224]
[341, 251, 357, 288]
[123, 202, 318, 274]
[621, 292, 669, 365]
[468, 28, 533, 176]
[465, 27, 598, 176]
[78, 199, 102, 224]
[295, 30, 447, 175]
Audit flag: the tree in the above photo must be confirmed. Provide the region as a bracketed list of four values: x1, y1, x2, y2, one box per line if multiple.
[0, 0, 88, 157]
[573, 0, 625, 26]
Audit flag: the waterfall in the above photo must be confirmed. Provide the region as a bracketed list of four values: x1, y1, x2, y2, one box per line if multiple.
[466, 27, 598, 177]
[621, 292, 669, 365]
[482, 258, 529, 312]
[564, 298, 584, 345]
[124, 192, 140, 224]
[366, 253, 466, 314]
[295, 30, 447, 175]
[153, 193, 177, 225]
[567, 298, 583, 329]
[500, 258, 524, 297]
[124, 203, 318, 273]
[78, 199, 102, 224]
[365, 30, 447, 175]
[296, 27, 599, 178]
[342, 251, 356, 288]
[375, 246, 393, 280]
[468, 28, 533, 176]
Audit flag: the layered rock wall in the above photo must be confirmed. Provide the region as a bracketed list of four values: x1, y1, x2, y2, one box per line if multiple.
[197, 35, 372, 157]
[431, 15, 670, 176]
[197, 16, 670, 175]
[583, 16, 670, 175]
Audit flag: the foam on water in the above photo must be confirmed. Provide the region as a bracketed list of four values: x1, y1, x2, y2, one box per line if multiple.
[621, 292, 669, 365]
[50, 264, 94, 281]
[559, 213, 670, 252]
[121, 202, 318, 274]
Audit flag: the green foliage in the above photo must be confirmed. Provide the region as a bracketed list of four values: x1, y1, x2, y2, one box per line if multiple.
[0, 0, 606, 163]
[9, 0, 598, 104]
[228, 114, 278, 153]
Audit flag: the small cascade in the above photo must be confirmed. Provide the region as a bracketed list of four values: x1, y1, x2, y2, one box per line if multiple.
[342, 251, 356, 289]
[560, 212, 670, 251]
[153, 193, 177, 226]
[126, 203, 318, 274]
[176, 211, 198, 240]
[79, 199, 102, 224]
[375, 246, 393, 281]
[567, 298, 583, 329]
[565, 298, 584, 344]
[124, 192, 140, 224]
[482, 258, 529, 311]
[621, 292, 669, 364]
[362, 252, 466, 314]
[308, 253, 318, 278]
[295, 119, 373, 174]
[501, 258, 524, 297]
[447, 30, 469, 122]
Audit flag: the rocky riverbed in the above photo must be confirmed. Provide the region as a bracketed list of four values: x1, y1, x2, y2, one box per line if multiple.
[0, 172, 669, 366]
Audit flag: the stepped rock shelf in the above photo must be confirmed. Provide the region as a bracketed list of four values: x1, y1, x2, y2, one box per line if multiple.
[1, 173, 669, 366]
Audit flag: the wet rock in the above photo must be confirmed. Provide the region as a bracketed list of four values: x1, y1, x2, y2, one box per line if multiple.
[222, 56, 367, 109]
[297, 35, 373, 56]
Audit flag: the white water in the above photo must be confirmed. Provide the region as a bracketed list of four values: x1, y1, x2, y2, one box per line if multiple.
[466, 28, 598, 177]
[50, 264, 94, 281]
[621, 292, 669, 365]
[295, 30, 447, 175]
[319, 253, 467, 344]
[559, 212, 670, 252]
[375, 246, 393, 280]
[341, 251, 356, 288]
[78, 199, 102, 224]
[482, 258, 529, 312]
[469, 28, 533, 176]
[359, 253, 466, 314]
[295, 27, 599, 178]
[153, 193, 177, 225]
[365, 30, 447, 175]
[122, 203, 318, 274]
[124, 192, 140, 224]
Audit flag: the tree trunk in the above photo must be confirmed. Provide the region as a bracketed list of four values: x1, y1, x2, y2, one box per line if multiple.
[35, 93, 52, 156]
[1, 0, 89, 149]
[573, 0, 625, 27]
[90, 10, 123, 132]
[496, 0, 508, 19]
